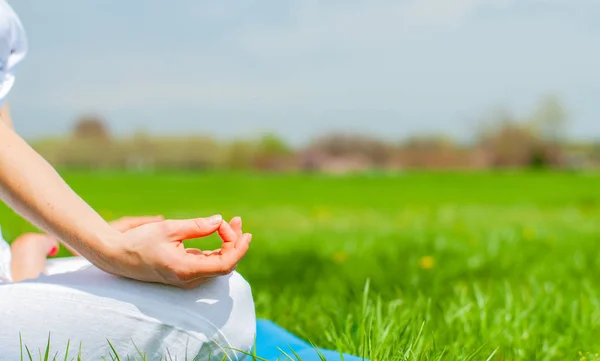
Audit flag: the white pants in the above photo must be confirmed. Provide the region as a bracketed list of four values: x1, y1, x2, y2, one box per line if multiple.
[0, 257, 256, 360]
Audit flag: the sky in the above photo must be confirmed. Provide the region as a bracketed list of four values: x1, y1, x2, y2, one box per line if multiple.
[5, 0, 600, 145]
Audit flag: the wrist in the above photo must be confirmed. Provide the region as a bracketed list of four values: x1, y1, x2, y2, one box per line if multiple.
[78, 226, 124, 273]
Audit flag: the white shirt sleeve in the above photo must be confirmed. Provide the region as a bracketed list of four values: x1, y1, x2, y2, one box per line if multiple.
[0, 227, 13, 283]
[0, 0, 28, 107]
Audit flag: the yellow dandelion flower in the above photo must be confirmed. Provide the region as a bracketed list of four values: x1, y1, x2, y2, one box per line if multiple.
[419, 256, 435, 270]
[333, 252, 348, 264]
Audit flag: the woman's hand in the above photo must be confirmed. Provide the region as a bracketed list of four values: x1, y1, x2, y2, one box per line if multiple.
[99, 215, 252, 288]
[63, 216, 165, 256]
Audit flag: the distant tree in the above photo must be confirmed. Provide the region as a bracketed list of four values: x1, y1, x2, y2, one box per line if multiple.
[59, 114, 115, 169]
[257, 133, 291, 156]
[529, 94, 568, 143]
[72, 115, 111, 141]
[253, 134, 293, 171]
[478, 112, 544, 168]
[310, 133, 394, 167]
[399, 135, 465, 169]
[225, 140, 257, 170]
[180, 136, 222, 170]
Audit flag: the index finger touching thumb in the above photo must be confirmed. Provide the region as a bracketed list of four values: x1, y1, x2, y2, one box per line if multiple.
[164, 214, 223, 240]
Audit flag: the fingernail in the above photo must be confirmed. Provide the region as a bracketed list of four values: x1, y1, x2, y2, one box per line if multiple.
[48, 246, 58, 257]
[248, 233, 253, 243]
[209, 214, 223, 225]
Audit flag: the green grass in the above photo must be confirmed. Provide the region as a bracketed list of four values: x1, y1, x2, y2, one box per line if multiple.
[2, 171, 600, 360]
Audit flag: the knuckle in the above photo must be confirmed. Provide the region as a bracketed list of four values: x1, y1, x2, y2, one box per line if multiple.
[193, 218, 209, 231]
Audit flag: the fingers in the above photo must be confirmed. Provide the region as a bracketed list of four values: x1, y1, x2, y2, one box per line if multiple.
[201, 248, 222, 256]
[201, 233, 250, 275]
[177, 233, 252, 283]
[230, 217, 243, 238]
[184, 248, 203, 256]
[162, 214, 223, 241]
[185, 248, 222, 256]
[218, 220, 238, 243]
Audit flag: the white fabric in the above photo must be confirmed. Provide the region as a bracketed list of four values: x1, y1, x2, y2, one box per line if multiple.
[0, 0, 27, 107]
[0, 227, 12, 282]
[0, 236, 256, 360]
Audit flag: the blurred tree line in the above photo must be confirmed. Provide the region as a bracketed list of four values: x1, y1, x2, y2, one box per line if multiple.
[31, 95, 600, 173]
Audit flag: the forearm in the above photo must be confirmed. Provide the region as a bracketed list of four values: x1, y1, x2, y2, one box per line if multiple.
[0, 121, 120, 269]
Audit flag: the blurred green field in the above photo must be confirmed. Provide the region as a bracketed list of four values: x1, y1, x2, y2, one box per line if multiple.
[2, 171, 600, 360]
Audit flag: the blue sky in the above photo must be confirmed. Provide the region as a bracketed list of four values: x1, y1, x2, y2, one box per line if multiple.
[6, 0, 600, 144]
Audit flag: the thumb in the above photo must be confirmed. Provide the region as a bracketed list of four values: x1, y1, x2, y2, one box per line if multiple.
[162, 214, 223, 241]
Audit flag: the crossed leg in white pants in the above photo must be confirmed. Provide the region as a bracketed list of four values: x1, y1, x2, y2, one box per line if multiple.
[0, 257, 256, 360]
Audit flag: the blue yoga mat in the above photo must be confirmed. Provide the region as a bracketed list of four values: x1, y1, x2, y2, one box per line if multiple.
[255, 319, 366, 361]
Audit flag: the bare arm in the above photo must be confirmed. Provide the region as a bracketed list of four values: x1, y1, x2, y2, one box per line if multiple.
[0, 120, 252, 287]
[0, 103, 162, 258]
[0, 120, 121, 269]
